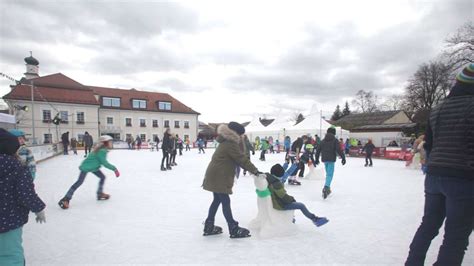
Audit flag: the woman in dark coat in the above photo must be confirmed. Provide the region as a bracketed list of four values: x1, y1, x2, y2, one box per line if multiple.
[160, 129, 172, 171]
[202, 122, 261, 238]
[362, 139, 375, 167]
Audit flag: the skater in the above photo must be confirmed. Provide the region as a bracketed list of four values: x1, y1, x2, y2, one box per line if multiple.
[9, 129, 36, 180]
[185, 137, 191, 151]
[58, 135, 120, 209]
[0, 129, 46, 266]
[135, 135, 142, 150]
[264, 164, 329, 227]
[154, 135, 160, 152]
[169, 135, 178, 166]
[242, 134, 255, 176]
[362, 139, 375, 167]
[161, 129, 172, 171]
[148, 139, 155, 152]
[268, 136, 274, 154]
[259, 138, 269, 161]
[126, 135, 133, 150]
[202, 122, 262, 238]
[284, 136, 291, 159]
[84, 131, 93, 157]
[405, 63, 474, 266]
[71, 137, 78, 155]
[344, 138, 351, 155]
[288, 135, 308, 185]
[177, 135, 183, 156]
[275, 139, 280, 153]
[61, 131, 70, 155]
[315, 127, 346, 199]
[197, 138, 205, 154]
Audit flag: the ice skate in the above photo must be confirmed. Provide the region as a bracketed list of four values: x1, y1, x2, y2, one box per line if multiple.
[364, 163, 368, 167]
[288, 179, 301, 185]
[97, 193, 110, 200]
[322, 186, 331, 199]
[58, 197, 70, 209]
[166, 165, 172, 170]
[161, 166, 167, 171]
[313, 217, 329, 227]
[203, 220, 223, 236]
[229, 224, 251, 238]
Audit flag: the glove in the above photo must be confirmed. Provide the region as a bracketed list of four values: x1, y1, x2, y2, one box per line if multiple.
[114, 169, 120, 177]
[252, 151, 255, 155]
[35, 210, 46, 224]
[341, 158, 346, 165]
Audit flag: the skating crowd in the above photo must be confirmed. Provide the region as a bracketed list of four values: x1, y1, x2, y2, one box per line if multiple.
[0, 64, 473, 265]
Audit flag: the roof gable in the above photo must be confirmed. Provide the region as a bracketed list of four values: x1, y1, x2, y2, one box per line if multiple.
[335, 111, 407, 128]
[20, 73, 87, 90]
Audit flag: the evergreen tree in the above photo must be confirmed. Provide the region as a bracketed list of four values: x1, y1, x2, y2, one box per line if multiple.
[331, 105, 343, 121]
[342, 101, 351, 116]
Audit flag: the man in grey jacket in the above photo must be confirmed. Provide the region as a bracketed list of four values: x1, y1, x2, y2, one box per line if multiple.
[83, 131, 93, 158]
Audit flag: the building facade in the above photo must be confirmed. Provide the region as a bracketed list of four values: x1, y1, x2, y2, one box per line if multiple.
[3, 55, 199, 145]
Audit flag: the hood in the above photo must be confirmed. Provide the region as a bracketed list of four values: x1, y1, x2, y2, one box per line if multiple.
[448, 81, 474, 98]
[216, 124, 241, 144]
[323, 133, 336, 142]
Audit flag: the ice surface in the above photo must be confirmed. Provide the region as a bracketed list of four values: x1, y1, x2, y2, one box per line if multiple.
[24, 149, 473, 265]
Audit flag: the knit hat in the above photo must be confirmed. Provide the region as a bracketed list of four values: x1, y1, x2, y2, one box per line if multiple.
[228, 121, 245, 135]
[456, 63, 474, 84]
[9, 129, 25, 137]
[270, 164, 285, 178]
[0, 128, 20, 155]
[327, 126, 336, 135]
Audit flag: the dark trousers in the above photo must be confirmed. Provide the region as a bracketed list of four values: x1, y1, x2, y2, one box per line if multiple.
[206, 192, 237, 230]
[283, 202, 316, 220]
[63, 143, 68, 154]
[365, 153, 373, 166]
[161, 149, 169, 168]
[170, 151, 177, 164]
[198, 147, 205, 153]
[85, 145, 92, 155]
[260, 150, 266, 160]
[65, 170, 106, 199]
[405, 175, 473, 266]
[179, 148, 183, 156]
[185, 144, 190, 151]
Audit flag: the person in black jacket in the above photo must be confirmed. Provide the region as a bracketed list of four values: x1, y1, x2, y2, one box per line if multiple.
[61, 131, 70, 155]
[362, 139, 375, 167]
[315, 127, 346, 199]
[405, 64, 474, 266]
[161, 129, 172, 171]
[287, 135, 308, 185]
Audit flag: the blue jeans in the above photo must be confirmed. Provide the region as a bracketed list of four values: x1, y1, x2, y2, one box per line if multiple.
[65, 170, 106, 199]
[206, 193, 237, 230]
[283, 202, 316, 221]
[324, 162, 335, 187]
[405, 175, 473, 266]
[0, 227, 24, 266]
[281, 162, 298, 183]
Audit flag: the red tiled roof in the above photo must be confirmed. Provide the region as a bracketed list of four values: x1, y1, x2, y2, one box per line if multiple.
[89, 86, 199, 114]
[4, 73, 199, 114]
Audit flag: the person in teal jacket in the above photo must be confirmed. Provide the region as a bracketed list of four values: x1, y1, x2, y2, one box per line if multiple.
[9, 129, 36, 180]
[58, 135, 120, 209]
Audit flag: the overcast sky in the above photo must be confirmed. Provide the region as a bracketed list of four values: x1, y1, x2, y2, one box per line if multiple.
[0, 0, 472, 123]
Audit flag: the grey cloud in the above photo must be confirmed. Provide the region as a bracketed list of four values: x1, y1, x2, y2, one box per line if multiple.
[150, 78, 206, 93]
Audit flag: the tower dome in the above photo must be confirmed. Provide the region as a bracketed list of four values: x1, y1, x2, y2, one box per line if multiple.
[24, 51, 40, 79]
[24, 53, 39, 66]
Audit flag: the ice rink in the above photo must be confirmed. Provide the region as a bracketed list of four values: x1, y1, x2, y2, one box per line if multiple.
[24, 149, 473, 265]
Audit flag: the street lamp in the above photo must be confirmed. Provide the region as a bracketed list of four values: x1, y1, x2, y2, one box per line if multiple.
[14, 105, 28, 111]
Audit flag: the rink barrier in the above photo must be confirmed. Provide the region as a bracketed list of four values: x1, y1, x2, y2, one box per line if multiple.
[31, 143, 64, 163]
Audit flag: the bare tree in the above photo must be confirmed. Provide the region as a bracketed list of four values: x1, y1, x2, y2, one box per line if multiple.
[404, 61, 451, 112]
[380, 94, 405, 111]
[352, 90, 378, 113]
[443, 21, 474, 72]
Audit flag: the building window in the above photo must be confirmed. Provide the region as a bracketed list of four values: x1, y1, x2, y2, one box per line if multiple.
[140, 134, 146, 142]
[60, 111, 68, 124]
[174, 120, 180, 128]
[125, 118, 132, 127]
[132, 99, 147, 109]
[140, 119, 146, 127]
[164, 120, 170, 128]
[42, 110, 51, 122]
[158, 101, 172, 111]
[107, 117, 113, 125]
[184, 121, 190, 129]
[152, 119, 158, 128]
[76, 112, 85, 124]
[102, 97, 121, 107]
[152, 134, 158, 142]
[44, 134, 52, 144]
[77, 134, 84, 143]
